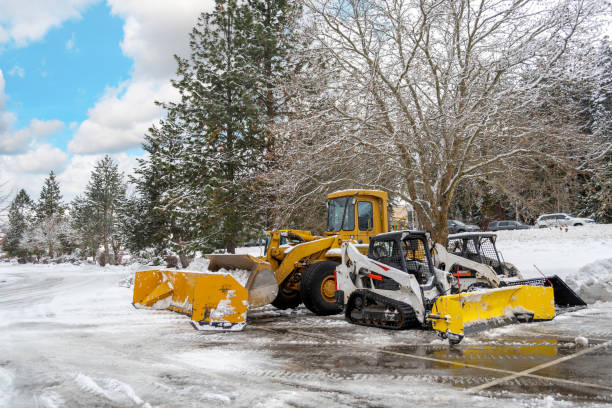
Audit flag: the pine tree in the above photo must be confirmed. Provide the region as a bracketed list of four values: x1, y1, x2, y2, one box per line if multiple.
[71, 194, 100, 259]
[30, 171, 67, 257]
[83, 155, 127, 265]
[134, 0, 300, 255]
[37, 171, 63, 220]
[3, 189, 33, 257]
[127, 112, 195, 257]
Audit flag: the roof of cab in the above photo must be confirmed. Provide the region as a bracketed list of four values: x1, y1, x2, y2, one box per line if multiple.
[327, 189, 388, 200]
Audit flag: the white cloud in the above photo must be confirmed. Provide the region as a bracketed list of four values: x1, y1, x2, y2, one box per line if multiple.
[58, 152, 139, 199]
[0, 0, 98, 47]
[8, 65, 24, 78]
[0, 144, 68, 174]
[69, 80, 176, 154]
[0, 70, 65, 154]
[67, 0, 214, 154]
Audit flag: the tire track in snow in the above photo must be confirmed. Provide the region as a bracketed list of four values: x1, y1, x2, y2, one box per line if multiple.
[73, 373, 152, 407]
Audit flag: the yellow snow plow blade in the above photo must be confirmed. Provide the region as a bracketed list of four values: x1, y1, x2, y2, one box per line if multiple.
[132, 255, 278, 331]
[207, 254, 279, 308]
[427, 285, 555, 343]
[133, 270, 250, 330]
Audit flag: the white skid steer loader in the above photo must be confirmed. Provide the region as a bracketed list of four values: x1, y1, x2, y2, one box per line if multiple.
[435, 232, 586, 308]
[334, 230, 556, 344]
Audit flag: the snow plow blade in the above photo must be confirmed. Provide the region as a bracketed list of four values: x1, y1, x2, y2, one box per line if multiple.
[207, 254, 279, 308]
[502, 275, 586, 308]
[427, 285, 555, 343]
[132, 270, 250, 330]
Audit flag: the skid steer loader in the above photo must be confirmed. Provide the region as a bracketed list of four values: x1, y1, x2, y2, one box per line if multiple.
[334, 230, 556, 344]
[434, 232, 586, 308]
[133, 189, 395, 330]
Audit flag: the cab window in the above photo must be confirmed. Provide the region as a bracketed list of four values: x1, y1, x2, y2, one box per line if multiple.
[326, 197, 355, 231]
[357, 201, 373, 230]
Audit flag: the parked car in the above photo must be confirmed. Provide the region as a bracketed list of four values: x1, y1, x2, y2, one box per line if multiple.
[447, 219, 480, 234]
[488, 220, 531, 231]
[535, 213, 595, 228]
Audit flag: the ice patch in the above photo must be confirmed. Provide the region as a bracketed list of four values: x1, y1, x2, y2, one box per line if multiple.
[176, 349, 276, 372]
[564, 258, 612, 303]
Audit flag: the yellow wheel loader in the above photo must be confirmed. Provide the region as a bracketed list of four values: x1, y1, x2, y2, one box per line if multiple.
[133, 189, 394, 330]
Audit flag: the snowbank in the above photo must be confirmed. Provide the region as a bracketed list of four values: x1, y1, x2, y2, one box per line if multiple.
[564, 258, 612, 304]
[494, 224, 612, 279]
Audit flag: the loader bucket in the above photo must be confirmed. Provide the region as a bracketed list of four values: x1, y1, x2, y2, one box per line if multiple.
[133, 269, 250, 330]
[502, 275, 586, 308]
[428, 285, 555, 344]
[207, 254, 279, 308]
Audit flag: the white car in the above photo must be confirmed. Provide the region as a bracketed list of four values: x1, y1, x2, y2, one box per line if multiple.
[535, 213, 595, 228]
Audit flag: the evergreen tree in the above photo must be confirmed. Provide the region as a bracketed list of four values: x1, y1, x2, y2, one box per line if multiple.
[37, 171, 63, 220]
[71, 194, 100, 258]
[31, 171, 67, 257]
[3, 189, 33, 257]
[127, 118, 189, 254]
[83, 155, 126, 265]
[134, 0, 300, 255]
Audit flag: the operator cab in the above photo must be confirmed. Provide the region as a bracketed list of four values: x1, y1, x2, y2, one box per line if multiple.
[368, 230, 434, 285]
[446, 232, 503, 275]
[325, 190, 388, 244]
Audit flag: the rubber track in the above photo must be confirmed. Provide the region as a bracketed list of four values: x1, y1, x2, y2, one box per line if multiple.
[345, 289, 419, 330]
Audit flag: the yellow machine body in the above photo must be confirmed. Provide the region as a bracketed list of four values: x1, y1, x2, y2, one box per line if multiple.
[428, 285, 555, 340]
[132, 269, 252, 331]
[132, 189, 392, 329]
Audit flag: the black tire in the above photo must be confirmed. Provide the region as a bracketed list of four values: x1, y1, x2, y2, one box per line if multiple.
[300, 260, 341, 316]
[271, 285, 302, 310]
[574, 223, 583, 226]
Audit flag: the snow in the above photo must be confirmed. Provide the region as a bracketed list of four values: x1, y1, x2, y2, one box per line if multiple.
[0, 226, 611, 406]
[494, 224, 612, 281]
[565, 258, 612, 304]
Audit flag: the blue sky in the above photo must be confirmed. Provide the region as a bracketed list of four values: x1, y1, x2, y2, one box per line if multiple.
[1, 2, 131, 152]
[0, 0, 211, 202]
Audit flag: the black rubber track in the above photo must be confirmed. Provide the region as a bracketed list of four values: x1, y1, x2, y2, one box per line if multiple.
[345, 289, 419, 330]
[300, 261, 341, 316]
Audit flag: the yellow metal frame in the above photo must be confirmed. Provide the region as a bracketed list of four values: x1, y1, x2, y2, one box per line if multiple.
[428, 285, 555, 339]
[133, 269, 248, 329]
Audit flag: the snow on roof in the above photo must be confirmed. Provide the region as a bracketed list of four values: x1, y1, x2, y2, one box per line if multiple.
[448, 232, 497, 239]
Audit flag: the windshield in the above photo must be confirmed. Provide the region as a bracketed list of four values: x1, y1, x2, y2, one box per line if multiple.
[452, 220, 466, 227]
[327, 197, 355, 231]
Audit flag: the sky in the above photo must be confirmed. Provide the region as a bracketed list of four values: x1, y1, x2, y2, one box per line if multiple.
[0, 0, 214, 204]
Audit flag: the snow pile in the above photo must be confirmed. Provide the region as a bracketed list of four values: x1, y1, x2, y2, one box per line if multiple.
[185, 257, 252, 286]
[564, 258, 612, 304]
[495, 224, 612, 279]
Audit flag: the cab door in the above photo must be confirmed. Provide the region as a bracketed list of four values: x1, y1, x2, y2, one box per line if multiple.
[355, 199, 380, 244]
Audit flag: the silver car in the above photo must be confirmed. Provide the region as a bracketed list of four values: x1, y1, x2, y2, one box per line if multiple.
[535, 213, 595, 228]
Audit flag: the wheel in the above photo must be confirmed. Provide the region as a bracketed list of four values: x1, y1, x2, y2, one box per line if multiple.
[271, 285, 302, 309]
[457, 229, 465, 233]
[574, 223, 583, 226]
[300, 261, 341, 316]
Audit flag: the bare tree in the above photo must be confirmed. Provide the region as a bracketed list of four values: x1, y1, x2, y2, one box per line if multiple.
[271, 0, 608, 242]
